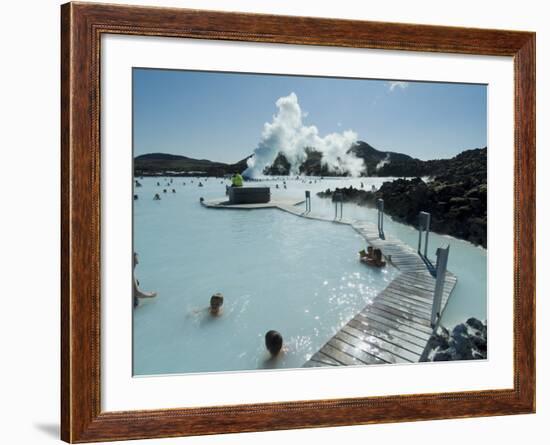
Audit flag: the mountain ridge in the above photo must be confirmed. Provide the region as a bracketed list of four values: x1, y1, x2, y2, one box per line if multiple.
[133, 141, 485, 178]
[134, 152, 250, 176]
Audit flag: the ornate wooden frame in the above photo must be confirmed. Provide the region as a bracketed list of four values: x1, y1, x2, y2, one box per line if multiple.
[61, 2, 536, 442]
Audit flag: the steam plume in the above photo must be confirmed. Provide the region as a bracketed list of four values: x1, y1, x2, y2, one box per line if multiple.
[243, 93, 364, 178]
[376, 154, 391, 171]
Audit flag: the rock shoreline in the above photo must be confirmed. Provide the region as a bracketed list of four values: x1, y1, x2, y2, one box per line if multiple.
[317, 148, 487, 247]
[423, 318, 487, 362]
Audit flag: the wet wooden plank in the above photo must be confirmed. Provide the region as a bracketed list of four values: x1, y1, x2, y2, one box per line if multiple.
[382, 285, 434, 301]
[306, 352, 340, 367]
[355, 311, 431, 341]
[396, 276, 455, 293]
[347, 318, 426, 353]
[370, 302, 433, 330]
[376, 295, 433, 317]
[388, 282, 439, 300]
[321, 342, 376, 366]
[328, 337, 391, 364]
[382, 289, 433, 309]
[340, 326, 421, 362]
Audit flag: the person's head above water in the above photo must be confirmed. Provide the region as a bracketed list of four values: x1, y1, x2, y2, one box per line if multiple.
[210, 293, 224, 315]
[265, 330, 283, 356]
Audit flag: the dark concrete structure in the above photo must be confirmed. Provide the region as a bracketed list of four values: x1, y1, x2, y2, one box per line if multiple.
[228, 187, 270, 204]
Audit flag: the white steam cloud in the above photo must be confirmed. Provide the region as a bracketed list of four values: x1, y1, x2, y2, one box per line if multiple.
[376, 154, 391, 171]
[388, 81, 408, 91]
[243, 93, 364, 178]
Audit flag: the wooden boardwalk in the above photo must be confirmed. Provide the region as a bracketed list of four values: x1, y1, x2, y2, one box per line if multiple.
[304, 271, 456, 367]
[202, 198, 458, 367]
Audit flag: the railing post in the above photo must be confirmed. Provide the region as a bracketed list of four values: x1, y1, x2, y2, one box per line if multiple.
[423, 212, 431, 258]
[376, 198, 385, 239]
[334, 192, 343, 220]
[431, 244, 450, 327]
[418, 211, 431, 256]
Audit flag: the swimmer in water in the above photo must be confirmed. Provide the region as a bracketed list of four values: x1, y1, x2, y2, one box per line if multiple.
[153, 193, 161, 200]
[265, 330, 283, 356]
[209, 293, 224, 316]
[133, 252, 157, 307]
[187, 292, 224, 319]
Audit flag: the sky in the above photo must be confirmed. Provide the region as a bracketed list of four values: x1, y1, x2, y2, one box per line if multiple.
[133, 68, 487, 163]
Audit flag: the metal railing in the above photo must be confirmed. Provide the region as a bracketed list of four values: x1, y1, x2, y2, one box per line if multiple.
[430, 244, 450, 327]
[333, 192, 343, 220]
[376, 198, 385, 239]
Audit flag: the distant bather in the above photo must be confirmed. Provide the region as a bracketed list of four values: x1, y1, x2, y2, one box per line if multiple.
[360, 247, 386, 267]
[210, 293, 224, 316]
[133, 252, 157, 307]
[231, 173, 243, 187]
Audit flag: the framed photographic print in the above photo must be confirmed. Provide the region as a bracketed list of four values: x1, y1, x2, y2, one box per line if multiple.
[61, 2, 535, 442]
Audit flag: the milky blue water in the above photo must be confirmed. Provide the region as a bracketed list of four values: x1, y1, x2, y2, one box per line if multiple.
[133, 176, 487, 376]
[133, 177, 398, 375]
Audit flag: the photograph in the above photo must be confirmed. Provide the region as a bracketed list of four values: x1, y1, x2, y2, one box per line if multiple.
[131, 68, 488, 376]
[53, 1, 537, 442]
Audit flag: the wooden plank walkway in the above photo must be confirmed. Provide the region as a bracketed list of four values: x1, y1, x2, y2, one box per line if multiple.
[304, 272, 457, 367]
[201, 198, 458, 368]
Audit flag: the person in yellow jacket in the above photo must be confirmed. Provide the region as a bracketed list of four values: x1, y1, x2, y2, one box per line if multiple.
[231, 172, 244, 187]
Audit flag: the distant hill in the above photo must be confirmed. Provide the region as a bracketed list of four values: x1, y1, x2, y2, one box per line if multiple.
[348, 141, 416, 176]
[134, 152, 250, 176]
[376, 146, 487, 178]
[134, 142, 486, 179]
